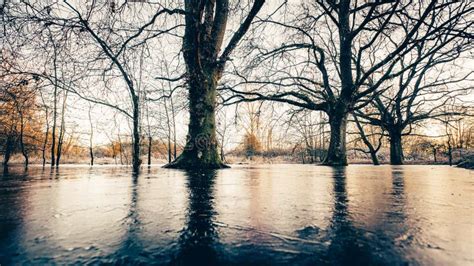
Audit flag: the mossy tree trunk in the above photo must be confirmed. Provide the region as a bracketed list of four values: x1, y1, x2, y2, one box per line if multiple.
[166, 71, 224, 169]
[165, 0, 265, 169]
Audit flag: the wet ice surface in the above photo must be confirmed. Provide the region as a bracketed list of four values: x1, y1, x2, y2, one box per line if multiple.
[0, 165, 473, 265]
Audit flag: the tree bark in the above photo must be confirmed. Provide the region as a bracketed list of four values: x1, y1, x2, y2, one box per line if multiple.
[389, 129, 404, 165]
[323, 111, 348, 166]
[165, 73, 226, 169]
[131, 96, 141, 173]
[165, 0, 264, 169]
[322, 0, 352, 166]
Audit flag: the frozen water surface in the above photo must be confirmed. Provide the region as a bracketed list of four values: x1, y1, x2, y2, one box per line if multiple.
[0, 164, 473, 265]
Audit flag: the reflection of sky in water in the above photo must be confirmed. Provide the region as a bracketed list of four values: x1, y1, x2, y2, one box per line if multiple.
[0, 165, 472, 264]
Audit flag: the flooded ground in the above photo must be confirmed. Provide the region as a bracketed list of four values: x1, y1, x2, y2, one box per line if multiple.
[0, 164, 472, 265]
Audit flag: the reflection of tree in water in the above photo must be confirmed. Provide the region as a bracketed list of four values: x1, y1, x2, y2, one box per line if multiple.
[0, 169, 30, 264]
[388, 167, 411, 247]
[323, 166, 407, 265]
[172, 169, 219, 265]
[390, 167, 407, 220]
[110, 172, 144, 264]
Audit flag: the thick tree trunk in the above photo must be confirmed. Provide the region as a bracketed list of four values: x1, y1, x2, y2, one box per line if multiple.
[389, 130, 404, 165]
[165, 74, 227, 169]
[323, 112, 348, 166]
[166, 0, 263, 169]
[322, 1, 351, 167]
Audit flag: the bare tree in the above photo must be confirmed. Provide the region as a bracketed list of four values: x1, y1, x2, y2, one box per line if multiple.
[165, 0, 265, 169]
[3, 0, 184, 173]
[224, 1, 472, 166]
[355, 34, 472, 164]
[351, 114, 383, 165]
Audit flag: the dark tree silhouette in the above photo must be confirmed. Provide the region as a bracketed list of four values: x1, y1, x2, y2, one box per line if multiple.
[224, 1, 472, 166]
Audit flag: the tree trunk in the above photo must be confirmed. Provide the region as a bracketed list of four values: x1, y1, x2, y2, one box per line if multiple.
[220, 143, 225, 162]
[131, 97, 141, 173]
[322, 1, 351, 167]
[20, 138, 28, 168]
[168, 135, 172, 164]
[89, 130, 94, 166]
[165, 73, 226, 169]
[3, 136, 14, 172]
[42, 119, 49, 167]
[164, 98, 172, 163]
[89, 142, 93, 167]
[51, 46, 58, 168]
[55, 120, 64, 167]
[368, 150, 379, 165]
[323, 112, 348, 166]
[165, 0, 263, 169]
[51, 90, 57, 167]
[448, 143, 453, 166]
[171, 97, 177, 160]
[88, 105, 94, 166]
[118, 134, 124, 165]
[18, 111, 28, 168]
[389, 129, 404, 165]
[353, 114, 380, 165]
[148, 136, 152, 166]
[55, 92, 67, 167]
